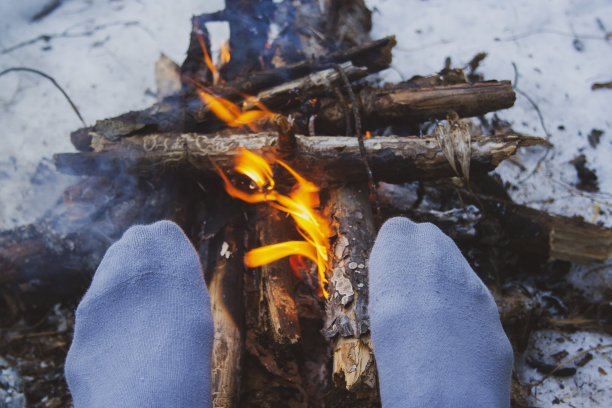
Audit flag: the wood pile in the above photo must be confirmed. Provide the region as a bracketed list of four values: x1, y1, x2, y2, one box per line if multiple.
[1, 1, 611, 407]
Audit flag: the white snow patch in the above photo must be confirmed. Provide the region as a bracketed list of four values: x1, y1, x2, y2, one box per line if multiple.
[367, 0, 612, 227]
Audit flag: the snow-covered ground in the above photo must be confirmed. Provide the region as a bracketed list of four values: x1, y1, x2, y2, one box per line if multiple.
[1, 0, 611, 406]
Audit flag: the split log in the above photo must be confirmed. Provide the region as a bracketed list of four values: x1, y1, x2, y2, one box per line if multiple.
[206, 224, 245, 408]
[324, 184, 378, 397]
[479, 196, 612, 263]
[255, 207, 302, 346]
[378, 181, 612, 264]
[54, 132, 545, 185]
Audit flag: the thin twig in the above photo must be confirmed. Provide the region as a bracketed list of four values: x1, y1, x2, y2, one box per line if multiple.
[1, 20, 142, 55]
[510, 62, 553, 183]
[333, 63, 381, 220]
[0, 67, 87, 127]
[549, 177, 612, 208]
[515, 88, 551, 141]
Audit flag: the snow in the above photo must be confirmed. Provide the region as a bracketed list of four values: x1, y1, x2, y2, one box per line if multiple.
[0, 0, 225, 227]
[1, 0, 611, 406]
[367, 0, 612, 228]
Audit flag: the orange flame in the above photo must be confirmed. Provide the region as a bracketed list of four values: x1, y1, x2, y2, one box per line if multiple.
[194, 24, 231, 85]
[365, 130, 372, 139]
[217, 149, 331, 298]
[196, 88, 274, 132]
[220, 41, 231, 66]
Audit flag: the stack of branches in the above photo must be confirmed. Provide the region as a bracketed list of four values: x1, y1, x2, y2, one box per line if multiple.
[1, 1, 612, 407]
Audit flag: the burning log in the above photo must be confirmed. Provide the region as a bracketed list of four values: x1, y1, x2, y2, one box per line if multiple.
[69, 70, 513, 149]
[255, 207, 302, 346]
[54, 132, 544, 184]
[324, 184, 378, 396]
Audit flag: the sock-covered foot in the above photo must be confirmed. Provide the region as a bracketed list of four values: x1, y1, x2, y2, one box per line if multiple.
[65, 221, 213, 408]
[369, 218, 513, 408]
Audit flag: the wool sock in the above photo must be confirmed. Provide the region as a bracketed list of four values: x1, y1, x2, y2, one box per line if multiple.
[65, 220, 213, 408]
[368, 217, 513, 407]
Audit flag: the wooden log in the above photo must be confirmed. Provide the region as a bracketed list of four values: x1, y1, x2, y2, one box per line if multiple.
[0, 176, 176, 288]
[323, 184, 379, 396]
[255, 206, 302, 346]
[479, 196, 612, 263]
[206, 224, 245, 408]
[243, 62, 370, 112]
[70, 69, 512, 149]
[53, 132, 545, 185]
[69, 37, 396, 148]
[378, 181, 612, 264]
[315, 80, 516, 133]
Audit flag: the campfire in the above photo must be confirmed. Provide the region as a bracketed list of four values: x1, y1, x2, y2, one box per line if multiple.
[2, 0, 612, 407]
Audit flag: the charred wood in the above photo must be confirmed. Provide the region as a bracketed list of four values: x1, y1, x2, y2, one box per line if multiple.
[0, 176, 175, 289]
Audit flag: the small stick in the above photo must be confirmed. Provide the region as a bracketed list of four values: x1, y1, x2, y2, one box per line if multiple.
[0, 67, 87, 127]
[333, 63, 381, 221]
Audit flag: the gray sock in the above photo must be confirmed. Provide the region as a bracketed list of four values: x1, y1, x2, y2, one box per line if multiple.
[65, 221, 213, 408]
[369, 217, 513, 407]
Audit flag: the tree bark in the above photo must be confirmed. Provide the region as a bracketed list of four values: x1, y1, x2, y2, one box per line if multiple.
[54, 132, 545, 185]
[206, 224, 245, 408]
[324, 184, 379, 398]
[316, 80, 515, 133]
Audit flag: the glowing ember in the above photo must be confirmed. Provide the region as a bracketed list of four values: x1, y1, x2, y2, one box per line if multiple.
[217, 149, 331, 298]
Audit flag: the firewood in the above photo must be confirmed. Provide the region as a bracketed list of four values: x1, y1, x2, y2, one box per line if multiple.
[315, 80, 516, 134]
[54, 132, 544, 185]
[205, 224, 245, 408]
[243, 62, 370, 113]
[222, 36, 397, 93]
[255, 207, 302, 346]
[478, 195, 612, 263]
[324, 184, 379, 396]
[0, 175, 184, 288]
[69, 37, 396, 149]
[69, 69, 512, 150]
[379, 181, 612, 264]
